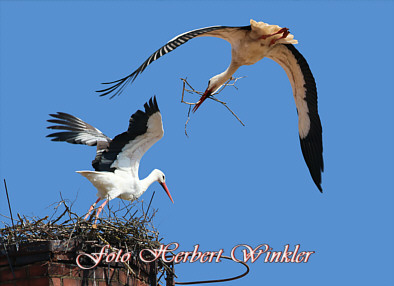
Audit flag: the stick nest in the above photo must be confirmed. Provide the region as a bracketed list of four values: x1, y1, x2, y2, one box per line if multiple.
[0, 193, 173, 277]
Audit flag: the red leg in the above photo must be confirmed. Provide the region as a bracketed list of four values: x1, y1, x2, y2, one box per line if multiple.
[84, 197, 101, 220]
[260, 27, 289, 40]
[269, 29, 290, 46]
[94, 199, 108, 224]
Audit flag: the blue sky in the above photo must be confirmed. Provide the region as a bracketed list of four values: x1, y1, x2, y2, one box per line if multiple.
[1, 1, 393, 285]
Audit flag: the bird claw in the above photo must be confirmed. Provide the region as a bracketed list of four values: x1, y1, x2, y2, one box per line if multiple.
[260, 27, 290, 45]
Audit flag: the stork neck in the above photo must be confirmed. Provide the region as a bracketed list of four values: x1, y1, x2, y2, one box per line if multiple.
[218, 61, 241, 87]
[140, 170, 158, 193]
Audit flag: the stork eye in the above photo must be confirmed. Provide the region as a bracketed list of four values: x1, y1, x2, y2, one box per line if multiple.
[208, 80, 211, 86]
[162, 175, 165, 181]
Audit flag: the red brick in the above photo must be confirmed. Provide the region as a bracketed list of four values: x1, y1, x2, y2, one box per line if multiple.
[119, 269, 133, 284]
[0, 266, 27, 281]
[29, 263, 48, 276]
[50, 278, 61, 286]
[53, 254, 73, 261]
[4, 279, 28, 286]
[100, 267, 116, 282]
[0, 245, 165, 285]
[77, 268, 104, 280]
[92, 267, 105, 279]
[10, 280, 28, 286]
[62, 278, 80, 286]
[0, 256, 10, 267]
[99, 282, 122, 286]
[70, 266, 81, 278]
[0, 282, 16, 286]
[28, 277, 50, 286]
[48, 263, 70, 277]
[82, 270, 94, 280]
[135, 279, 149, 286]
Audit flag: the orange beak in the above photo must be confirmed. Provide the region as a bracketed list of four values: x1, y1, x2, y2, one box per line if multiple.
[192, 88, 212, 113]
[160, 182, 174, 204]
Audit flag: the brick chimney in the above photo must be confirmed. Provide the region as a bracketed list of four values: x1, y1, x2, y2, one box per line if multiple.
[0, 240, 172, 286]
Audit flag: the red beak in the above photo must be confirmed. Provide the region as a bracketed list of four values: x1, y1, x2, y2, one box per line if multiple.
[160, 182, 174, 204]
[192, 88, 212, 113]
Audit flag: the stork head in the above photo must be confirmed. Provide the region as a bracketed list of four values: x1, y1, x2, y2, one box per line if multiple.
[192, 75, 226, 112]
[154, 169, 174, 203]
[207, 74, 225, 94]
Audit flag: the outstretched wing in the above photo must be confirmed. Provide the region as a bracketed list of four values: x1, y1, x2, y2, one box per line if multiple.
[47, 112, 112, 166]
[266, 44, 324, 192]
[93, 96, 163, 172]
[97, 25, 251, 98]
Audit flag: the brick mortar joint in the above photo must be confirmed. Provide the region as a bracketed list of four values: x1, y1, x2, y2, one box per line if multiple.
[0, 263, 152, 283]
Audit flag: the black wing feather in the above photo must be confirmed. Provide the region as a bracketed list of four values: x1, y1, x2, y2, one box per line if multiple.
[47, 112, 111, 146]
[97, 25, 251, 98]
[93, 96, 160, 171]
[284, 44, 324, 192]
[47, 112, 112, 167]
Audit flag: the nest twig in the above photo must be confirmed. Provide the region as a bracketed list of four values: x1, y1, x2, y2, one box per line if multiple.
[0, 194, 175, 283]
[180, 77, 246, 137]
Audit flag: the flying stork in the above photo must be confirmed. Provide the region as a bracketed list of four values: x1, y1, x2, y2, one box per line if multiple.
[98, 19, 324, 192]
[47, 97, 174, 222]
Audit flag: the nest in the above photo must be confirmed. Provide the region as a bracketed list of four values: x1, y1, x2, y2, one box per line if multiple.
[0, 192, 174, 280]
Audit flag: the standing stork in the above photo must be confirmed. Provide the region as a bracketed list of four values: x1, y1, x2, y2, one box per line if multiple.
[98, 19, 324, 192]
[47, 97, 174, 222]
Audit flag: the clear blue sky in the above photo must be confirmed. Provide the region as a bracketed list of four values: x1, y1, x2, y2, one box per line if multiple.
[1, 1, 393, 285]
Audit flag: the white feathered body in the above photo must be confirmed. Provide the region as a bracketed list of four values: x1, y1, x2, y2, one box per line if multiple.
[76, 170, 141, 201]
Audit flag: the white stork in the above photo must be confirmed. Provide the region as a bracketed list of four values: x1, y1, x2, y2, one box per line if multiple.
[47, 97, 174, 222]
[98, 19, 324, 192]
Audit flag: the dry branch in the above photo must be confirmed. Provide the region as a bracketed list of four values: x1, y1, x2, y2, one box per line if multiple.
[180, 77, 246, 137]
[0, 195, 175, 283]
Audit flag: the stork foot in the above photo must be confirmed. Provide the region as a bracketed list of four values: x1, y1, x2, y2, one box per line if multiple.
[260, 27, 289, 44]
[269, 29, 290, 46]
